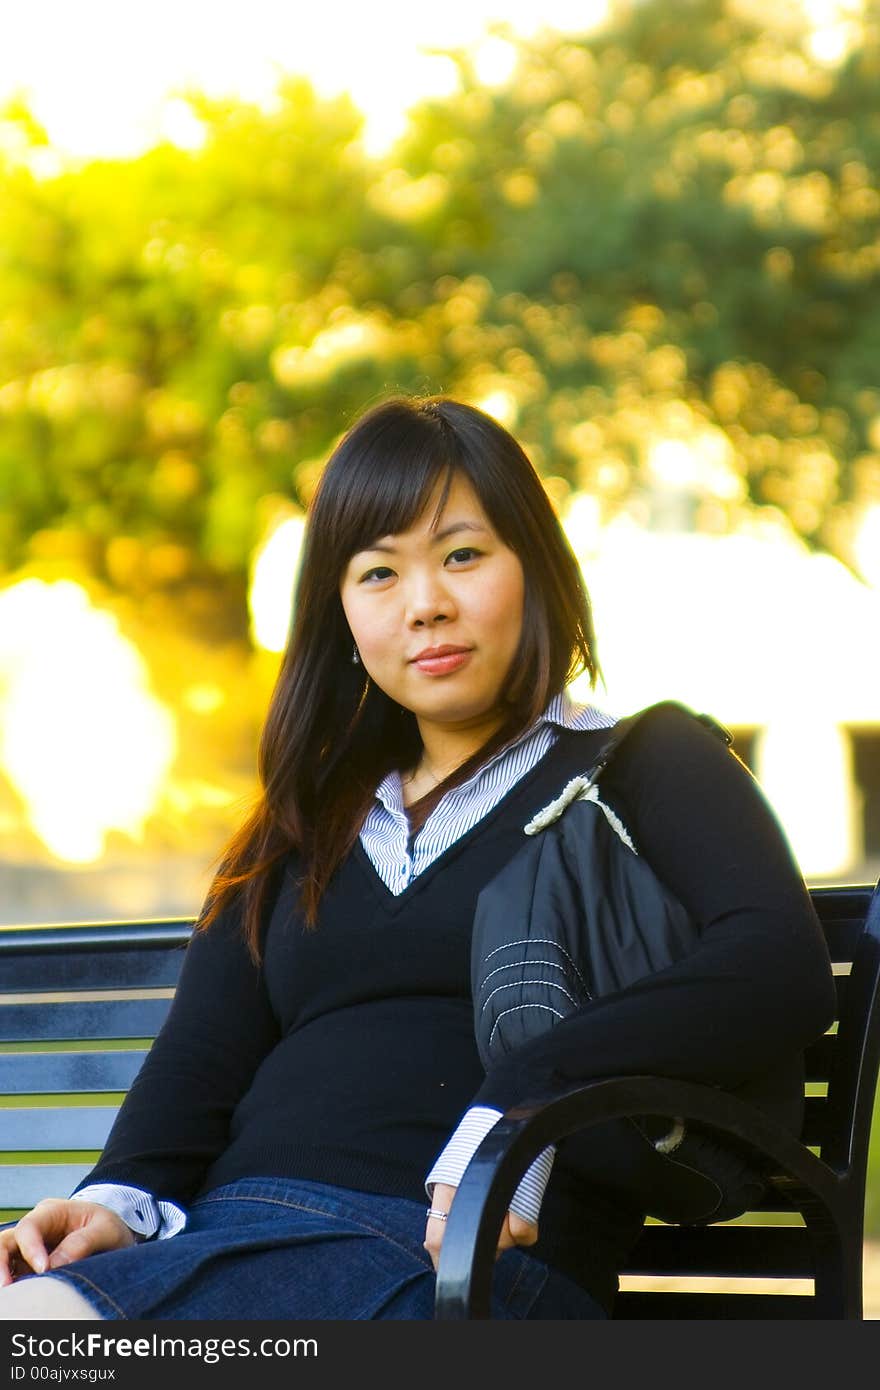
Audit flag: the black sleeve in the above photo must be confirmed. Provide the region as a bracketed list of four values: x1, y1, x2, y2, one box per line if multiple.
[471, 703, 837, 1112]
[71, 895, 280, 1205]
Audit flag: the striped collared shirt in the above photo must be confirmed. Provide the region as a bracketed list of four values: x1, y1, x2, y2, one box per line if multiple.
[361, 690, 616, 894]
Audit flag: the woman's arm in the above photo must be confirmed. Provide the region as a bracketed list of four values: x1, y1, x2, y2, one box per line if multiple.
[70, 892, 281, 1206]
[67, 1184, 186, 1240]
[471, 702, 837, 1114]
[423, 705, 836, 1261]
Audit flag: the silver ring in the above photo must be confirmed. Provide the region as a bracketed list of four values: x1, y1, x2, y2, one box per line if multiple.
[426, 1207, 448, 1221]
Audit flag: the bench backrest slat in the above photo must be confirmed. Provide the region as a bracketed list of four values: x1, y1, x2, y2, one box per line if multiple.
[799, 1094, 829, 1147]
[3, 1106, 117, 1150]
[0, 947, 188, 993]
[614, 1290, 815, 1318]
[0, 1050, 148, 1094]
[1, 1164, 99, 1209]
[803, 1032, 835, 1081]
[623, 1223, 814, 1278]
[0, 998, 173, 1043]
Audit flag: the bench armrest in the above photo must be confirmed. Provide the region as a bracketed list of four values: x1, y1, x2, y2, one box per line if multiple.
[433, 1074, 844, 1319]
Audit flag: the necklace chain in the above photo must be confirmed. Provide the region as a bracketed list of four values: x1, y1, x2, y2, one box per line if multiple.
[404, 753, 447, 789]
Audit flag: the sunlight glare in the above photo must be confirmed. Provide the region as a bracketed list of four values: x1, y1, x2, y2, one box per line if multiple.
[473, 38, 519, 87]
[0, 0, 613, 163]
[803, 0, 865, 65]
[249, 514, 307, 654]
[564, 519, 880, 875]
[0, 580, 176, 861]
[476, 388, 519, 429]
[647, 432, 744, 501]
[159, 98, 207, 153]
[854, 504, 880, 589]
[755, 716, 857, 874]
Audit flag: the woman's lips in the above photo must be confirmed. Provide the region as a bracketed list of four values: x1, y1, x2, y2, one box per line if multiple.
[412, 650, 472, 675]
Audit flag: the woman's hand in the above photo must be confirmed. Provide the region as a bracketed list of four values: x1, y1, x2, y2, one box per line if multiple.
[423, 1182, 538, 1273]
[0, 1198, 139, 1286]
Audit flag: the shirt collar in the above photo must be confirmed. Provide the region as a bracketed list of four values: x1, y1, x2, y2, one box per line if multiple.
[373, 691, 614, 816]
[541, 689, 615, 732]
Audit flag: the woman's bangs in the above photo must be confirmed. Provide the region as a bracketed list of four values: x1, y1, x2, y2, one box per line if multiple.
[338, 433, 457, 563]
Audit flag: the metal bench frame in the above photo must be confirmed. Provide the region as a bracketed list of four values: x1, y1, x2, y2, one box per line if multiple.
[433, 881, 880, 1318]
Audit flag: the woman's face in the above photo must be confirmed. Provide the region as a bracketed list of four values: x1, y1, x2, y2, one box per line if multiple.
[339, 471, 525, 737]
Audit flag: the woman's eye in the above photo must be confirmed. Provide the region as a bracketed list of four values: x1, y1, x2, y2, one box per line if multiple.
[358, 549, 481, 583]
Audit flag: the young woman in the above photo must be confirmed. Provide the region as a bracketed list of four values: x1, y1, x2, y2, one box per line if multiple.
[0, 395, 835, 1320]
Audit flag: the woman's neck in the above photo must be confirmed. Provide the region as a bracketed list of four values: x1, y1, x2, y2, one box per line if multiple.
[413, 710, 507, 785]
[402, 707, 519, 807]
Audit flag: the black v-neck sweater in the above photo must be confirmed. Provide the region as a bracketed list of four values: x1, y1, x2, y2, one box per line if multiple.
[73, 705, 835, 1310]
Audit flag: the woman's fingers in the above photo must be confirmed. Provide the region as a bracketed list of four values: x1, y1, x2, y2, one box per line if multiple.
[423, 1188, 540, 1275]
[3, 1199, 68, 1278]
[0, 1230, 28, 1286]
[423, 1212, 447, 1270]
[47, 1213, 135, 1271]
[423, 1181, 456, 1270]
[0, 1200, 135, 1285]
[506, 1211, 539, 1247]
[0, 1199, 66, 1283]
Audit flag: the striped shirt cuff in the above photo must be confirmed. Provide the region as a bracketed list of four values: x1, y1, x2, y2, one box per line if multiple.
[425, 1106, 556, 1226]
[71, 1184, 188, 1241]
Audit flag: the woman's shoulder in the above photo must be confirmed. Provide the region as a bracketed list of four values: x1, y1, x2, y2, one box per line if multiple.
[610, 699, 734, 763]
[591, 699, 749, 817]
[552, 699, 731, 779]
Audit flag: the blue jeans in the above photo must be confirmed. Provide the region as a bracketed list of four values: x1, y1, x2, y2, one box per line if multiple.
[27, 1177, 607, 1320]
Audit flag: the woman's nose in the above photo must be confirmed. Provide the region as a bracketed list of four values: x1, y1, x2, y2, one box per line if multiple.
[404, 573, 455, 627]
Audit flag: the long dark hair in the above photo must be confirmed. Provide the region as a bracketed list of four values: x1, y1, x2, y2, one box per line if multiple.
[197, 394, 603, 960]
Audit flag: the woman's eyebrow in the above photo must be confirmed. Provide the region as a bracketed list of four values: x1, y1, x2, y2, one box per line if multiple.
[359, 521, 490, 554]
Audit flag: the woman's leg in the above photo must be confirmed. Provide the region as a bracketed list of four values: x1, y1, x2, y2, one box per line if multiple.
[0, 1276, 105, 1320]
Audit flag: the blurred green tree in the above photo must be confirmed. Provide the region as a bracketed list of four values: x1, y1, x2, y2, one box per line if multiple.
[1, 0, 880, 637]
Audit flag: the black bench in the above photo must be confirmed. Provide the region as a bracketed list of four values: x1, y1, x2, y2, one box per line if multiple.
[0, 921, 191, 1211]
[434, 880, 880, 1319]
[1, 881, 878, 1317]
